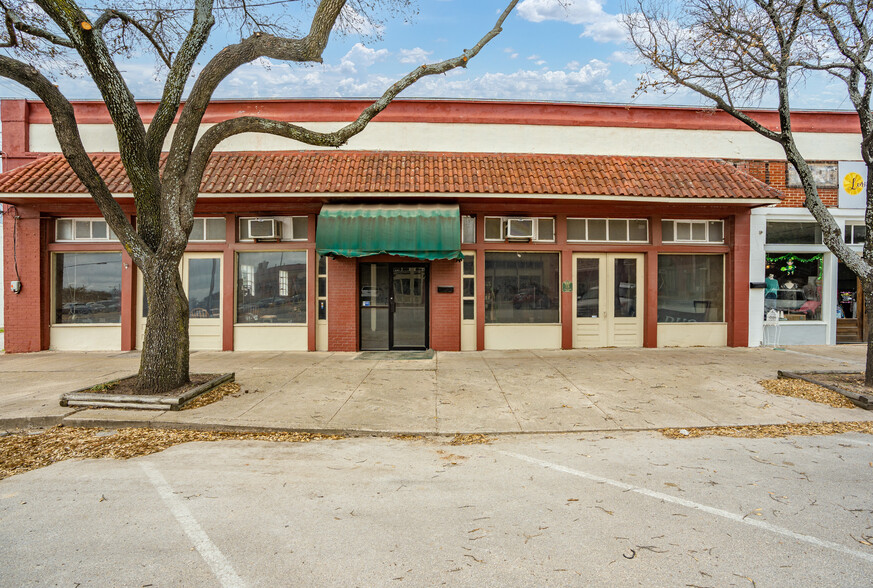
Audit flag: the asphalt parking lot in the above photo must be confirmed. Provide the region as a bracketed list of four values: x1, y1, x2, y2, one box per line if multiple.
[2, 431, 872, 587]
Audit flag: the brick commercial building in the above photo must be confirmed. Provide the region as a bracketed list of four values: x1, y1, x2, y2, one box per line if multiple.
[0, 98, 863, 353]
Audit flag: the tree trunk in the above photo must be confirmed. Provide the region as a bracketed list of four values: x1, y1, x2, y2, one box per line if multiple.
[864, 281, 873, 387]
[138, 255, 190, 393]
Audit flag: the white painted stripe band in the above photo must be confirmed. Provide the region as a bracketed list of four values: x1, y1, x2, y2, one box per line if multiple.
[498, 450, 873, 565]
[140, 462, 247, 588]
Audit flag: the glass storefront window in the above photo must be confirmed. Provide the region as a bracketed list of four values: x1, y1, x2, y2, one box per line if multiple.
[237, 252, 306, 323]
[188, 258, 221, 318]
[764, 254, 823, 321]
[766, 222, 822, 244]
[54, 252, 122, 324]
[658, 254, 724, 323]
[484, 252, 559, 323]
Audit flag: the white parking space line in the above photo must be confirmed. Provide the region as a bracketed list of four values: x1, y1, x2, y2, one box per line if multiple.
[140, 462, 247, 588]
[499, 450, 873, 565]
[780, 348, 864, 364]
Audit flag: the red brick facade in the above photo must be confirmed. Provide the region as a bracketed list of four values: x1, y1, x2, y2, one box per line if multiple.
[429, 260, 461, 351]
[734, 160, 839, 208]
[3, 206, 49, 352]
[326, 257, 358, 352]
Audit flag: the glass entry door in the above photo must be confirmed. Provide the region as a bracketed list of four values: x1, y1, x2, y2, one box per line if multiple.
[136, 253, 223, 351]
[360, 263, 428, 350]
[184, 253, 223, 351]
[837, 261, 867, 343]
[573, 253, 644, 348]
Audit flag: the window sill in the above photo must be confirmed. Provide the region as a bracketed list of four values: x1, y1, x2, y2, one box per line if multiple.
[51, 323, 121, 327]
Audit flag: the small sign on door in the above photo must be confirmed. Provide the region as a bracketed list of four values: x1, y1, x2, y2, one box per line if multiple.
[561, 280, 573, 293]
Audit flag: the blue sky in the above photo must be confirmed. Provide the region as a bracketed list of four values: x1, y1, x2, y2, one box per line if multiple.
[0, 0, 855, 109]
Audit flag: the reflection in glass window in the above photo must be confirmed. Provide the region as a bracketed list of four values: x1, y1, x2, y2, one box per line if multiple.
[765, 221, 822, 244]
[54, 253, 122, 324]
[188, 258, 221, 318]
[484, 252, 559, 323]
[658, 255, 724, 323]
[237, 252, 306, 323]
[462, 215, 476, 244]
[764, 254, 823, 321]
[576, 257, 599, 318]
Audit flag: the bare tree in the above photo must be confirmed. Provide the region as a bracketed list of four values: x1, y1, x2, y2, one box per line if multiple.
[625, 0, 873, 383]
[0, 0, 518, 393]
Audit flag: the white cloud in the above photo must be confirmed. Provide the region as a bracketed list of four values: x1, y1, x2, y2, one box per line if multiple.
[339, 43, 390, 73]
[398, 47, 433, 64]
[518, 0, 627, 44]
[527, 54, 541, 60]
[518, 0, 608, 24]
[609, 50, 638, 65]
[580, 14, 627, 43]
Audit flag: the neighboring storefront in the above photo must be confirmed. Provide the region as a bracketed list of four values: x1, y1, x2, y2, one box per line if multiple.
[747, 161, 868, 346]
[1, 98, 861, 353]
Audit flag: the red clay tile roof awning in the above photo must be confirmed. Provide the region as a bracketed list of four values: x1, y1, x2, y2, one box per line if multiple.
[0, 151, 782, 201]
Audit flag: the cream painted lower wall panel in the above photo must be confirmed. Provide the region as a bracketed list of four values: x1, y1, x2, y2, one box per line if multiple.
[316, 323, 328, 351]
[234, 325, 308, 351]
[658, 323, 728, 347]
[484, 325, 562, 350]
[50, 326, 121, 351]
[613, 319, 644, 347]
[461, 323, 477, 351]
[190, 322, 221, 351]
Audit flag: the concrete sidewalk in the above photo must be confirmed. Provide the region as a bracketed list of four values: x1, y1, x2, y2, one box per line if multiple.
[1, 346, 871, 434]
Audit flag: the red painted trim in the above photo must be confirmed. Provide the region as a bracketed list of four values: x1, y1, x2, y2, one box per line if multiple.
[120, 227, 135, 351]
[557, 215, 573, 350]
[475, 215, 486, 351]
[221, 214, 235, 351]
[728, 212, 752, 346]
[307, 214, 317, 351]
[14, 97, 861, 134]
[644, 216, 662, 348]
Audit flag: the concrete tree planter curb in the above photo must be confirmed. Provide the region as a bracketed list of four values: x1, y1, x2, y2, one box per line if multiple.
[60, 373, 235, 411]
[777, 370, 873, 410]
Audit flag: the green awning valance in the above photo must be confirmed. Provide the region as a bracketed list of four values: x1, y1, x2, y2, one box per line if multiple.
[316, 204, 462, 261]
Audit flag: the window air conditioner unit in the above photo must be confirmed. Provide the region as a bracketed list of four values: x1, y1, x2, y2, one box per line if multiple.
[248, 218, 281, 241]
[506, 217, 534, 240]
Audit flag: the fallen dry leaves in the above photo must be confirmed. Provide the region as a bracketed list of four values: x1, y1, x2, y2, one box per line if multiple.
[181, 382, 241, 410]
[0, 426, 344, 481]
[449, 433, 493, 445]
[660, 421, 873, 439]
[759, 378, 857, 409]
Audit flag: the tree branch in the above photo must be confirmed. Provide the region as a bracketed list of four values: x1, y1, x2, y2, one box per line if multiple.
[0, 2, 74, 48]
[145, 0, 216, 161]
[168, 0, 347, 168]
[35, 0, 165, 249]
[0, 54, 151, 265]
[181, 0, 521, 215]
[93, 9, 173, 67]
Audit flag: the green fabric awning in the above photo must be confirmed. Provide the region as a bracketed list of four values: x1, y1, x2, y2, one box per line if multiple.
[316, 204, 462, 260]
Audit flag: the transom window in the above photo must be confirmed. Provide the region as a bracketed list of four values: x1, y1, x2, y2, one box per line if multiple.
[484, 216, 555, 242]
[846, 223, 866, 245]
[190, 218, 226, 242]
[765, 221, 821, 245]
[568, 218, 648, 243]
[56, 218, 116, 242]
[662, 220, 724, 244]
